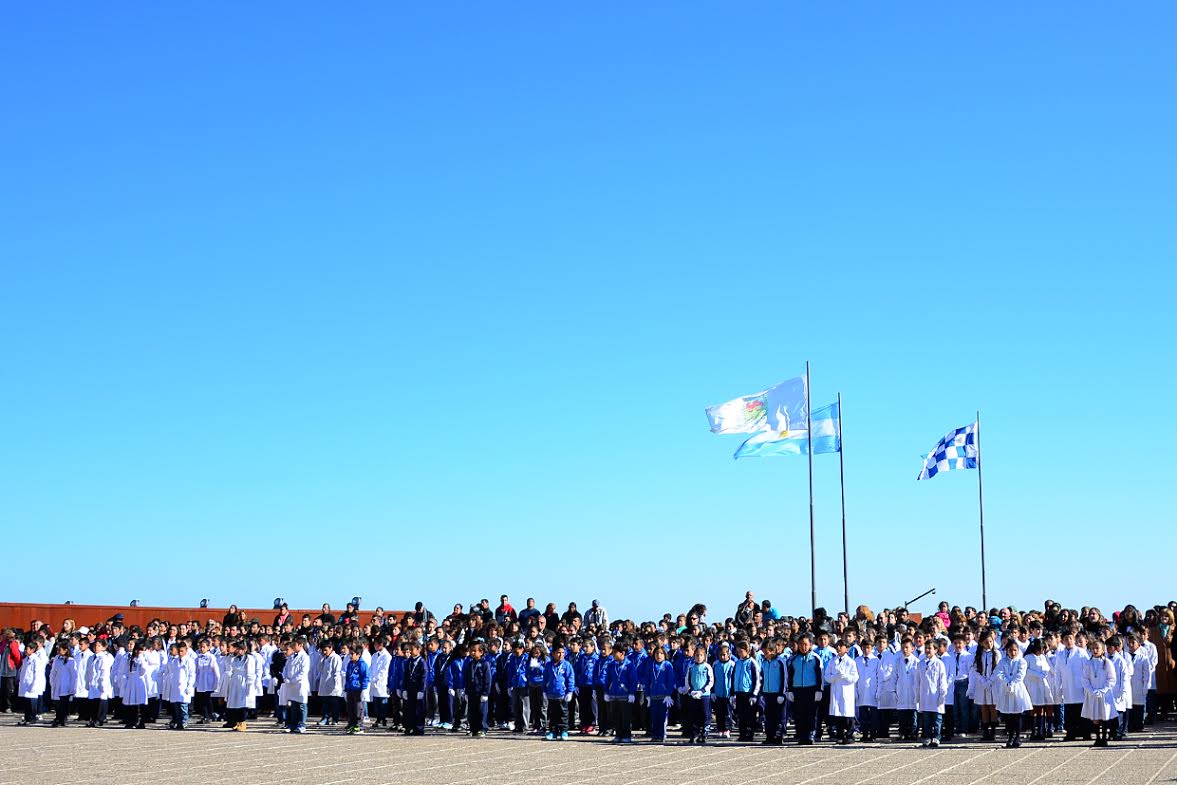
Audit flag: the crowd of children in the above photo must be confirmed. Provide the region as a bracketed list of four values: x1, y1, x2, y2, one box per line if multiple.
[2, 596, 1175, 751]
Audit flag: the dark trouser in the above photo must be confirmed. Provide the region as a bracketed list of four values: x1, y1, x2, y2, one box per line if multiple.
[897, 708, 918, 739]
[610, 699, 633, 739]
[468, 693, 489, 733]
[942, 703, 955, 739]
[815, 690, 830, 740]
[23, 696, 38, 723]
[920, 710, 942, 741]
[0, 676, 16, 712]
[511, 688, 530, 731]
[438, 686, 452, 725]
[648, 696, 669, 739]
[567, 689, 577, 729]
[714, 697, 731, 733]
[76, 697, 91, 721]
[875, 707, 893, 737]
[495, 686, 513, 725]
[404, 692, 424, 733]
[1129, 704, 1144, 732]
[735, 693, 758, 740]
[547, 696, 568, 734]
[764, 695, 785, 741]
[124, 703, 146, 727]
[1064, 703, 1090, 739]
[93, 699, 109, 725]
[691, 695, 711, 739]
[596, 687, 610, 732]
[194, 691, 213, 720]
[147, 696, 160, 722]
[528, 686, 546, 731]
[1004, 712, 1022, 739]
[952, 682, 970, 733]
[346, 691, 363, 727]
[792, 687, 818, 742]
[633, 690, 647, 731]
[287, 700, 307, 730]
[578, 685, 597, 729]
[426, 684, 438, 722]
[54, 695, 72, 725]
[450, 691, 467, 730]
[857, 705, 875, 738]
[371, 696, 388, 724]
[322, 695, 341, 723]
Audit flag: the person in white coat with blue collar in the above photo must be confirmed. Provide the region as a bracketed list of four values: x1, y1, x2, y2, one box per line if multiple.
[994, 638, 1032, 747]
[823, 639, 858, 744]
[916, 641, 948, 748]
[1082, 638, 1118, 747]
[282, 636, 311, 734]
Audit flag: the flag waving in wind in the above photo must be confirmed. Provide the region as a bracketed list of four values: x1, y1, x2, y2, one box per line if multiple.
[733, 400, 839, 459]
[917, 421, 978, 480]
[705, 375, 808, 436]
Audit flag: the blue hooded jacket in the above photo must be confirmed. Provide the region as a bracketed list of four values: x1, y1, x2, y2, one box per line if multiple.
[646, 659, 677, 698]
[344, 658, 369, 693]
[605, 657, 637, 699]
[543, 659, 576, 699]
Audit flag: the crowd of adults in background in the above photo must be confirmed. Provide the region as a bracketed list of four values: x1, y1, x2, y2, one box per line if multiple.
[1, 593, 1174, 749]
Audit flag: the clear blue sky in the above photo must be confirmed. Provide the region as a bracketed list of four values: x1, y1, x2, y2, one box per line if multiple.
[2, 4, 1174, 621]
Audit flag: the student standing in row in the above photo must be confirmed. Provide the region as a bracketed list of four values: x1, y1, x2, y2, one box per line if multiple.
[86, 638, 114, 727]
[994, 639, 1032, 748]
[1082, 638, 1117, 747]
[825, 639, 859, 745]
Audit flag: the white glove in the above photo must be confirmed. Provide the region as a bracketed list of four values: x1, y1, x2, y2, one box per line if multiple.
[480, 696, 488, 703]
[400, 690, 407, 699]
[663, 697, 673, 707]
[448, 688, 455, 696]
[786, 692, 795, 702]
[690, 691, 703, 699]
[564, 692, 573, 703]
[627, 695, 635, 703]
[815, 691, 823, 701]
[776, 695, 785, 705]
[416, 692, 424, 700]
[678, 686, 688, 695]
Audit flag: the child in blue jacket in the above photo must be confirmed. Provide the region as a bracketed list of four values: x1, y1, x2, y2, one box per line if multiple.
[645, 646, 677, 742]
[446, 644, 468, 733]
[343, 646, 369, 735]
[505, 640, 530, 733]
[543, 643, 576, 740]
[606, 642, 638, 743]
[575, 638, 600, 733]
[711, 642, 736, 739]
[595, 640, 614, 736]
[526, 643, 547, 734]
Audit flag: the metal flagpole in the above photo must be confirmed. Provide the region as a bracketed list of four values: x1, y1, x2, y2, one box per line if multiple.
[976, 410, 988, 611]
[838, 392, 848, 617]
[806, 361, 817, 617]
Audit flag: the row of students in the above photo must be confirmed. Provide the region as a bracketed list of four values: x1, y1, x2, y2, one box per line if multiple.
[9, 622, 1160, 750]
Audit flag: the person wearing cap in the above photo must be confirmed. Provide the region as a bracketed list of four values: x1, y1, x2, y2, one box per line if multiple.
[584, 600, 608, 631]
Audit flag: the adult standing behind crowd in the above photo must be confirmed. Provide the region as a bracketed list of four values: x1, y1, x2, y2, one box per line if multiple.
[585, 600, 608, 630]
[1151, 608, 1176, 718]
[518, 599, 540, 626]
[495, 596, 516, 625]
[222, 605, 246, 629]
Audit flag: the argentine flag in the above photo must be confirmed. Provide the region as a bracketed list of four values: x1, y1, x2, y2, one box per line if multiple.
[734, 401, 840, 459]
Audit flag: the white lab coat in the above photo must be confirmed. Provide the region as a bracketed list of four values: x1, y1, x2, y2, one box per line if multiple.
[916, 656, 948, 713]
[369, 649, 392, 699]
[945, 649, 972, 706]
[892, 654, 920, 711]
[1110, 652, 1132, 713]
[318, 652, 344, 697]
[969, 649, 1001, 706]
[194, 651, 221, 693]
[1129, 649, 1153, 706]
[260, 644, 278, 691]
[213, 651, 231, 698]
[853, 654, 880, 708]
[1143, 640, 1159, 689]
[249, 651, 264, 699]
[282, 649, 311, 703]
[159, 656, 175, 703]
[166, 654, 196, 703]
[226, 654, 257, 710]
[49, 655, 78, 700]
[994, 655, 1033, 713]
[1024, 653, 1053, 706]
[18, 650, 46, 698]
[145, 649, 163, 698]
[111, 650, 128, 699]
[123, 655, 151, 706]
[875, 650, 899, 709]
[73, 650, 93, 699]
[1081, 655, 1117, 721]
[1057, 647, 1089, 704]
[87, 651, 115, 700]
[823, 654, 858, 718]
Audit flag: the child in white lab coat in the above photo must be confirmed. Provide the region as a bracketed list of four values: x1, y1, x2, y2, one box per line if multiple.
[86, 638, 115, 727]
[17, 640, 46, 725]
[891, 638, 920, 741]
[853, 637, 881, 742]
[49, 641, 78, 727]
[994, 638, 1032, 748]
[916, 641, 948, 748]
[166, 640, 196, 730]
[1081, 638, 1117, 747]
[823, 639, 858, 745]
[1127, 634, 1153, 732]
[1106, 636, 1132, 741]
[1023, 638, 1053, 740]
[971, 631, 1001, 741]
[317, 639, 345, 726]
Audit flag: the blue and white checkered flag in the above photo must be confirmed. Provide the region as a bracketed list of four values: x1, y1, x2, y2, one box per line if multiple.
[917, 421, 978, 480]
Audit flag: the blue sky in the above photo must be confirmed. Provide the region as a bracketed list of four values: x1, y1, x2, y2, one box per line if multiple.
[2, 4, 1174, 621]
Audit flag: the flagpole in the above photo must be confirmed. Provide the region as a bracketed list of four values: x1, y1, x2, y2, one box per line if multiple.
[838, 392, 848, 618]
[806, 361, 816, 617]
[976, 410, 988, 611]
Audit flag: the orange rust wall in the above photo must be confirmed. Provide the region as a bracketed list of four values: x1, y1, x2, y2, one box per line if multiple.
[0, 602, 407, 632]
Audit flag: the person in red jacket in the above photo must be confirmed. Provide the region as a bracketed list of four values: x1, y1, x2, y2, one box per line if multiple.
[0, 629, 23, 713]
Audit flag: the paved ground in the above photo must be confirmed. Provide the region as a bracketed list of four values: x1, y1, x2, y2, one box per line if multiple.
[2, 718, 1176, 785]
